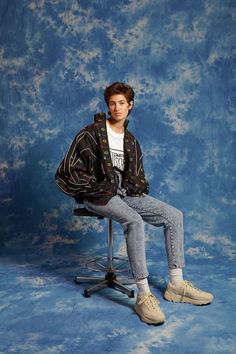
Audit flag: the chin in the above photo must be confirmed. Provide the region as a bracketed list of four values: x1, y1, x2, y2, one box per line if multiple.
[112, 115, 125, 120]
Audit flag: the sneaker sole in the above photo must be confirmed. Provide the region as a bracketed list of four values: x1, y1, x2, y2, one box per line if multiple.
[134, 305, 165, 325]
[164, 290, 213, 305]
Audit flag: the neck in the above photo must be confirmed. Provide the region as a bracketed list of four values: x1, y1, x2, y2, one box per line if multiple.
[107, 118, 125, 133]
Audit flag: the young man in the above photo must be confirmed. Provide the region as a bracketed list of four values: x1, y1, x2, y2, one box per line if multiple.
[55, 82, 213, 325]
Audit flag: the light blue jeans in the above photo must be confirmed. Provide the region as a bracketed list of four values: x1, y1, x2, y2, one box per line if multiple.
[83, 194, 185, 279]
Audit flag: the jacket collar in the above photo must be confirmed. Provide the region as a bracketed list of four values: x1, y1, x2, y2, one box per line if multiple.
[93, 112, 133, 180]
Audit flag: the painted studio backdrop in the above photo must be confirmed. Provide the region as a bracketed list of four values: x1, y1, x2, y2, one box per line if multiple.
[0, 1, 235, 354]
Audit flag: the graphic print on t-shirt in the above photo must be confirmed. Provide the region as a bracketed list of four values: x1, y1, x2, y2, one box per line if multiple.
[110, 148, 124, 170]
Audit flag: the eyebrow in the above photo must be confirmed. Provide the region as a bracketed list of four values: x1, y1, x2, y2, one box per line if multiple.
[109, 99, 126, 103]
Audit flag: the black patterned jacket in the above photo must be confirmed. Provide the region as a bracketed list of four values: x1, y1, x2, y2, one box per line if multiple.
[55, 113, 149, 205]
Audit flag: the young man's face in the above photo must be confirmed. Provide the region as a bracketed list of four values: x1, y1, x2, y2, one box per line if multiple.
[108, 94, 133, 122]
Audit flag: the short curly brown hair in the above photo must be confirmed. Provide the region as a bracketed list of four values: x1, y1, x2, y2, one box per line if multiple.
[104, 82, 135, 116]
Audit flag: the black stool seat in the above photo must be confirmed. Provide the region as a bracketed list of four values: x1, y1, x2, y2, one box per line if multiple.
[74, 207, 134, 298]
[74, 207, 104, 218]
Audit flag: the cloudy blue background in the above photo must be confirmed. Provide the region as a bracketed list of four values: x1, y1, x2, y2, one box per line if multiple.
[0, 0, 235, 353]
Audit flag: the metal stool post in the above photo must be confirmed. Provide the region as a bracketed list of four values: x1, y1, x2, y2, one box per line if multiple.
[107, 218, 113, 272]
[74, 208, 134, 298]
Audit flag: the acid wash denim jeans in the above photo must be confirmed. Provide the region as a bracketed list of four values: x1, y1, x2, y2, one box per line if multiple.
[83, 194, 185, 280]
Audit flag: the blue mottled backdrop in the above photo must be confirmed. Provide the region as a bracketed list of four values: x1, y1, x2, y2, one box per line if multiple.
[0, 0, 235, 353]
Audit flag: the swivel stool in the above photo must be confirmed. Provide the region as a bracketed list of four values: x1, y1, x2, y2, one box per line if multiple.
[74, 206, 135, 298]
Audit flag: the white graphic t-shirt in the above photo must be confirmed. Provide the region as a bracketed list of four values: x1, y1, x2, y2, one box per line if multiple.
[106, 121, 124, 171]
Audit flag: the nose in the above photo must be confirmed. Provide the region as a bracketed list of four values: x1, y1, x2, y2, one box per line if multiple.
[114, 104, 121, 111]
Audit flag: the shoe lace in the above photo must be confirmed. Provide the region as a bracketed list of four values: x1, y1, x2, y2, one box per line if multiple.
[183, 280, 204, 294]
[138, 293, 160, 309]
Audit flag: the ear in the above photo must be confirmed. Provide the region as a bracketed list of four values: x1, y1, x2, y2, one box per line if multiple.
[129, 101, 134, 109]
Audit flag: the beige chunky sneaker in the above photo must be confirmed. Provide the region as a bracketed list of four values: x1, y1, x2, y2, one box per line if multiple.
[134, 292, 165, 324]
[164, 280, 213, 305]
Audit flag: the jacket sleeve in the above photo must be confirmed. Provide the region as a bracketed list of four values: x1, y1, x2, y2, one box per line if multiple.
[55, 129, 99, 199]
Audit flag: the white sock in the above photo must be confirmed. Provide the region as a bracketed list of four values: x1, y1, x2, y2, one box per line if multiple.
[135, 277, 150, 296]
[169, 268, 183, 285]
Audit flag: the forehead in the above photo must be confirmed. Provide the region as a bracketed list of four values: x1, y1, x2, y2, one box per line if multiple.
[108, 94, 128, 103]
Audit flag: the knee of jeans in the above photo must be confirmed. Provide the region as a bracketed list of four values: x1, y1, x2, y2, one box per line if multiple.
[165, 208, 183, 228]
[124, 214, 144, 230]
[170, 207, 183, 222]
[175, 208, 183, 221]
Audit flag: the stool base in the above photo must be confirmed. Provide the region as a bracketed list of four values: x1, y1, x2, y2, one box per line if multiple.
[75, 272, 135, 298]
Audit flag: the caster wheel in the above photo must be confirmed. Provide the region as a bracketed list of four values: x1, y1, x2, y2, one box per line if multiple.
[129, 290, 135, 298]
[84, 290, 90, 298]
